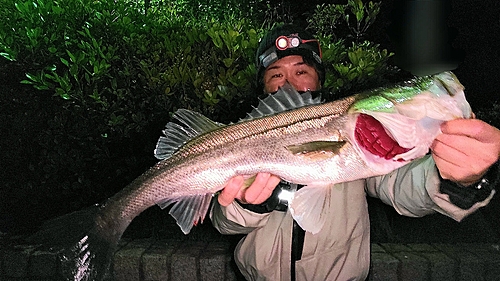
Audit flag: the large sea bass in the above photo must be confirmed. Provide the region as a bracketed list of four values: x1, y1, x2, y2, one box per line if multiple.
[29, 71, 471, 280]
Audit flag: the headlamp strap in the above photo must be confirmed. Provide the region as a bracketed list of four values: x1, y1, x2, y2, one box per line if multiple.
[258, 34, 322, 69]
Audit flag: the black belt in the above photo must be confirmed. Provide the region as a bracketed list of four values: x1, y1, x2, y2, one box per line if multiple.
[236, 181, 306, 281]
[267, 182, 305, 281]
[283, 183, 305, 281]
[291, 216, 305, 281]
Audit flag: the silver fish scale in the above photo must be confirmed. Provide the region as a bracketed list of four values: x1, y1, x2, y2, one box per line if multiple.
[104, 97, 359, 222]
[170, 96, 356, 159]
[157, 115, 358, 195]
[35, 72, 474, 281]
[101, 72, 471, 234]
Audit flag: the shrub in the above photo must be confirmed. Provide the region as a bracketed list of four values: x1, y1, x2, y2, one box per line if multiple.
[309, 0, 396, 100]
[0, 0, 395, 232]
[307, 0, 381, 42]
[0, 0, 262, 230]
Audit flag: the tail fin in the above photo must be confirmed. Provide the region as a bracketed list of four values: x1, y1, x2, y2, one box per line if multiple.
[26, 206, 118, 281]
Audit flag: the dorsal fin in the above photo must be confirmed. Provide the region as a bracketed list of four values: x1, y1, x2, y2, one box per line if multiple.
[242, 82, 322, 121]
[155, 83, 321, 159]
[154, 109, 224, 160]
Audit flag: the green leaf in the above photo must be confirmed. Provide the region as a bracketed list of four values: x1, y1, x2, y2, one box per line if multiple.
[348, 50, 359, 65]
[44, 72, 55, 80]
[223, 58, 233, 68]
[69, 64, 79, 78]
[122, 16, 131, 24]
[52, 5, 63, 14]
[356, 10, 364, 22]
[34, 85, 50, 90]
[25, 73, 40, 83]
[67, 49, 76, 63]
[60, 57, 69, 66]
[14, 2, 28, 14]
[0, 52, 15, 61]
[56, 88, 70, 100]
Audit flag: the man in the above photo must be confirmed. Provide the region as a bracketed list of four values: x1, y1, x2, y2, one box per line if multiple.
[210, 24, 500, 281]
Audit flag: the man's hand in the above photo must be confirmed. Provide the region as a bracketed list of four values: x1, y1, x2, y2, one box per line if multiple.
[431, 119, 500, 186]
[218, 173, 281, 207]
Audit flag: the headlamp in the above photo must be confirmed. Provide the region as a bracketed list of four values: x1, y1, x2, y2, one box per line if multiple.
[258, 33, 322, 69]
[275, 35, 320, 54]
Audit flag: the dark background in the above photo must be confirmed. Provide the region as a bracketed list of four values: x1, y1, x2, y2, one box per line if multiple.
[1, 0, 499, 243]
[371, 0, 500, 243]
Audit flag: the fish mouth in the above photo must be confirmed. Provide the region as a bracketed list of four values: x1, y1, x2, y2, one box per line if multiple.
[354, 114, 412, 161]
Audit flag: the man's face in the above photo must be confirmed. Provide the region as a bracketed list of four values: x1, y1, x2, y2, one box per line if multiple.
[263, 55, 321, 93]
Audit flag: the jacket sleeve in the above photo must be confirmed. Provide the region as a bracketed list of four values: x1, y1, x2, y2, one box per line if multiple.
[365, 155, 494, 222]
[210, 198, 272, 235]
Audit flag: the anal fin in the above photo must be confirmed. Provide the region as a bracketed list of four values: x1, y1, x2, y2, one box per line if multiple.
[156, 193, 214, 234]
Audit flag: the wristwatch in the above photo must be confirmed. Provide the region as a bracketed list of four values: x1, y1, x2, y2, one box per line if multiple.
[440, 161, 499, 209]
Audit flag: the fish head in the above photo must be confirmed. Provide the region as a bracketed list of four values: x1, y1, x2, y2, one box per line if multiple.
[345, 71, 472, 171]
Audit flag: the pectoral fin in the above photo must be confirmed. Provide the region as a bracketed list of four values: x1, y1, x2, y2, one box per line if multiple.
[289, 184, 333, 234]
[287, 141, 346, 160]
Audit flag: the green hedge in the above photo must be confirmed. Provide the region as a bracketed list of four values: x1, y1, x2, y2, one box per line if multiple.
[0, 0, 396, 232]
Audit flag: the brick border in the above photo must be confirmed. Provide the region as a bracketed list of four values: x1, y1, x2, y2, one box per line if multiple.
[2, 239, 500, 281]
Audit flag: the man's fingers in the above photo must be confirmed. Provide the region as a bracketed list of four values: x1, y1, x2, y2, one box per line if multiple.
[252, 175, 281, 204]
[431, 134, 471, 160]
[433, 125, 499, 171]
[431, 119, 500, 186]
[243, 173, 281, 204]
[441, 119, 500, 142]
[243, 173, 271, 203]
[219, 173, 282, 206]
[218, 176, 244, 206]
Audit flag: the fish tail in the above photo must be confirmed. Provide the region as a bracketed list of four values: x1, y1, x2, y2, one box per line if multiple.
[26, 205, 120, 281]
